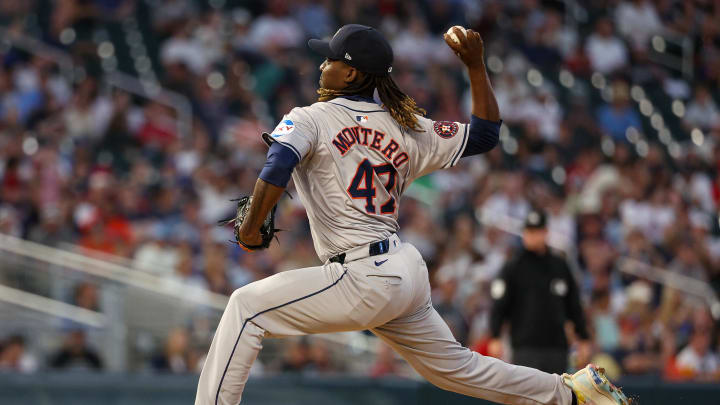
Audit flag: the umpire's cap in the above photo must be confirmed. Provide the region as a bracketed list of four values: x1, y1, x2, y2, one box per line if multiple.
[308, 24, 393, 76]
[524, 209, 547, 229]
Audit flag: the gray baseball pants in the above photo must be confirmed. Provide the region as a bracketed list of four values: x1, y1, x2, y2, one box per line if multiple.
[195, 234, 572, 405]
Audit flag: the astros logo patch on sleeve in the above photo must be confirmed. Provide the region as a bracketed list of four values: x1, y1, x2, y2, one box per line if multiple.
[433, 121, 459, 138]
[271, 119, 295, 137]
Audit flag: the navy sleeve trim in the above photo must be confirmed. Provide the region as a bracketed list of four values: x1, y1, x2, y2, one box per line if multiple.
[275, 141, 302, 161]
[259, 142, 300, 187]
[461, 115, 501, 158]
[449, 124, 469, 167]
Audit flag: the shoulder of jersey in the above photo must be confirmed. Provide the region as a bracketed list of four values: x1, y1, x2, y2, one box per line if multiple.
[291, 104, 317, 114]
[401, 114, 431, 135]
[306, 101, 331, 110]
[310, 99, 384, 119]
[295, 101, 335, 116]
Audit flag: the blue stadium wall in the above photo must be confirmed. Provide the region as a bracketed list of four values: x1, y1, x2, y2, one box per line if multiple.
[1, 374, 719, 404]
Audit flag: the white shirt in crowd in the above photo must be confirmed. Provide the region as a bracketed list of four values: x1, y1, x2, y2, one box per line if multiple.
[247, 14, 304, 49]
[676, 346, 720, 376]
[161, 35, 214, 74]
[585, 34, 628, 74]
[684, 97, 720, 131]
[619, 199, 675, 244]
[615, 1, 662, 49]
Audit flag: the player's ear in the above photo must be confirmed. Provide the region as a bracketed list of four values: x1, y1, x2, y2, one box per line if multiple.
[345, 67, 360, 84]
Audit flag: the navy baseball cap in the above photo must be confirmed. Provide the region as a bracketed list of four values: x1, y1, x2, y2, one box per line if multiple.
[308, 24, 393, 76]
[524, 209, 547, 229]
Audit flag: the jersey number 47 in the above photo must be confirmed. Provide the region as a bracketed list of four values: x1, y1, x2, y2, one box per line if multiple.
[347, 159, 397, 215]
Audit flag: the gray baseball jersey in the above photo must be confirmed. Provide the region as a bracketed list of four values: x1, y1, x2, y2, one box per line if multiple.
[196, 96, 573, 405]
[267, 97, 469, 262]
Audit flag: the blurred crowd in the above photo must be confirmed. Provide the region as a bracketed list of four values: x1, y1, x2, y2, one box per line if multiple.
[1, 0, 720, 382]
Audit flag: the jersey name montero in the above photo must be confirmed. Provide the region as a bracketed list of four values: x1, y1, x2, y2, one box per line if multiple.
[331, 126, 409, 169]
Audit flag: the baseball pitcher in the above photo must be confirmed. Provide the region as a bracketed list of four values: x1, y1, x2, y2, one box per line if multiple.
[195, 24, 629, 405]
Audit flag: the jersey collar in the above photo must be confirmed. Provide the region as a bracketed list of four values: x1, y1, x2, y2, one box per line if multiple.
[338, 94, 379, 104]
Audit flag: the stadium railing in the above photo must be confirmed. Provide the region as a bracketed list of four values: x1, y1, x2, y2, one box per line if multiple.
[0, 233, 379, 373]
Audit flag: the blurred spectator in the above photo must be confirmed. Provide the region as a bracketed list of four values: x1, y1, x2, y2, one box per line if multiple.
[616, 281, 659, 375]
[615, 0, 662, 50]
[306, 338, 343, 375]
[480, 172, 529, 226]
[202, 242, 233, 294]
[668, 239, 709, 282]
[294, 0, 335, 39]
[494, 70, 532, 122]
[73, 282, 100, 311]
[392, 17, 444, 68]
[433, 278, 470, 346]
[160, 22, 215, 75]
[538, 9, 577, 59]
[152, 327, 201, 374]
[0, 335, 38, 373]
[399, 201, 438, 262]
[673, 308, 720, 381]
[596, 79, 642, 141]
[170, 241, 208, 288]
[247, 0, 304, 50]
[0, 204, 22, 237]
[589, 290, 620, 353]
[152, 0, 197, 35]
[27, 206, 75, 247]
[514, 87, 562, 141]
[279, 338, 310, 373]
[584, 17, 629, 74]
[133, 238, 180, 277]
[370, 341, 400, 378]
[683, 85, 720, 132]
[62, 78, 111, 140]
[49, 330, 103, 371]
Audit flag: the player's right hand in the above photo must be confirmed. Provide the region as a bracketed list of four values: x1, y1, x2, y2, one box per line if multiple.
[443, 27, 485, 70]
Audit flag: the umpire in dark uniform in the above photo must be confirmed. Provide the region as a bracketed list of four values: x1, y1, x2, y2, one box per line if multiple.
[488, 209, 590, 374]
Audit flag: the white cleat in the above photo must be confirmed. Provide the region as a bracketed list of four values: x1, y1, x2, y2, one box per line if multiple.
[562, 364, 631, 405]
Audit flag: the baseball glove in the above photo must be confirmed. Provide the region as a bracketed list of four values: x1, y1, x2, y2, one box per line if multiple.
[219, 196, 280, 251]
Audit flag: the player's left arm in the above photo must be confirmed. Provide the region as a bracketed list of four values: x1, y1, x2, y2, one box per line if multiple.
[238, 143, 298, 247]
[444, 27, 502, 157]
[239, 106, 317, 248]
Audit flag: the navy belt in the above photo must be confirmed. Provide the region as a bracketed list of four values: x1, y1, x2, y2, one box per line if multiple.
[328, 238, 390, 264]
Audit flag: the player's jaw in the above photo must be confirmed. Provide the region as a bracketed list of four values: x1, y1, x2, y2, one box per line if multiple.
[318, 58, 356, 92]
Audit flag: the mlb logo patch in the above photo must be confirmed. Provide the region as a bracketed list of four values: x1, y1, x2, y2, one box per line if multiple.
[356, 115, 368, 123]
[433, 121, 459, 138]
[271, 119, 295, 137]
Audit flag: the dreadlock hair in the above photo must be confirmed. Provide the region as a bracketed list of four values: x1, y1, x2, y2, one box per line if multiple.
[317, 73, 426, 132]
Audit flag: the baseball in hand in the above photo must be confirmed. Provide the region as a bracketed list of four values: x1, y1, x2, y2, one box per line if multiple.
[446, 26, 467, 44]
